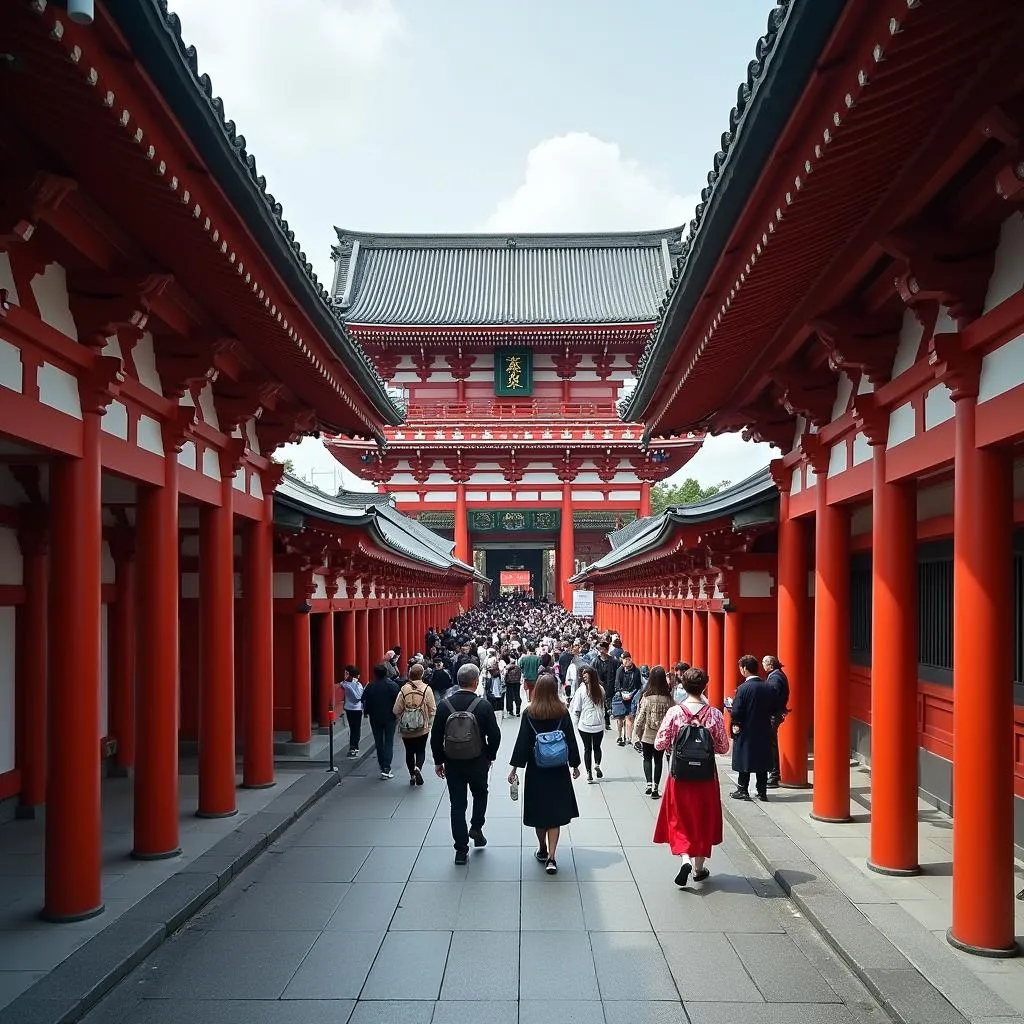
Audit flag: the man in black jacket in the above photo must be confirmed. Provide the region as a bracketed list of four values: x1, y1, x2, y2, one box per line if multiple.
[431, 664, 502, 864]
[762, 654, 790, 788]
[593, 641, 620, 730]
[613, 652, 642, 746]
[727, 654, 776, 802]
[362, 663, 401, 779]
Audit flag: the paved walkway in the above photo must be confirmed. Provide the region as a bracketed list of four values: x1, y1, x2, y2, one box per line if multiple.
[80, 716, 891, 1024]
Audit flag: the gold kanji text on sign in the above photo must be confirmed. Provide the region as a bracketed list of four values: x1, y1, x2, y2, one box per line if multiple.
[506, 355, 523, 390]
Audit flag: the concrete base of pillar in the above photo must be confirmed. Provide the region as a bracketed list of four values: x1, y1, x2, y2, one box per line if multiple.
[39, 902, 105, 924]
[866, 859, 921, 877]
[195, 808, 239, 820]
[808, 812, 852, 825]
[130, 847, 182, 862]
[946, 927, 1019, 959]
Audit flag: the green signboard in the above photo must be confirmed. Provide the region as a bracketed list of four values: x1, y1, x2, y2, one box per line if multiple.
[494, 348, 533, 397]
[470, 509, 560, 532]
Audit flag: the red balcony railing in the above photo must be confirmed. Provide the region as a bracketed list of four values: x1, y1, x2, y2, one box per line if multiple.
[404, 400, 621, 422]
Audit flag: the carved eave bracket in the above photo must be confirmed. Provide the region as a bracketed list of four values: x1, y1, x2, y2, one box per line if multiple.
[799, 432, 830, 477]
[162, 405, 197, 455]
[812, 309, 902, 388]
[256, 407, 318, 455]
[767, 458, 792, 494]
[552, 352, 583, 380]
[0, 171, 77, 250]
[927, 332, 980, 402]
[769, 366, 837, 429]
[445, 354, 476, 380]
[79, 355, 126, 415]
[68, 271, 174, 351]
[850, 392, 888, 446]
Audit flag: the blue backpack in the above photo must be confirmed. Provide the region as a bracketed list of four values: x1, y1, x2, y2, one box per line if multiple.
[529, 717, 568, 768]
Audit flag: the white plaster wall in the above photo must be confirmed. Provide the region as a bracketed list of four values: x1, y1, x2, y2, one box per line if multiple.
[887, 403, 915, 449]
[233, 468, 246, 492]
[31, 264, 77, 340]
[393, 492, 419, 503]
[245, 418, 261, 456]
[137, 414, 164, 455]
[0, 252, 20, 304]
[202, 448, 220, 479]
[521, 473, 562, 485]
[490, 490, 514, 501]
[38, 363, 81, 419]
[197, 382, 220, 431]
[857, 376, 874, 395]
[791, 465, 802, 494]
[101, 333, 122, 360]
[828, 440, 847, 478]
[0, 528, 21, 586]
[739, 571, 774, 599]
[515, 491, 540, 502]
[805, 465, 817, 489]
[852, 432, 872, 467]
[102, 400, 129, 440]
[99, 603, 109, 737]
[462, 473, 507, 484]
[273, 573, 294, 599]
[984, 213, 1024, 314]
[978, 332, 1024, 404]
[572, 491, 605, 502]
[132, 332, 163, 394]
[0, 338, 23, 395]
[891, 309, 924, 378]
[616, 489, 642, 502]
[249, 474, 263, 499]
[177, 440, 198, 470]
[313, 575, 327, 600]
[540, 491, 562, 501]
[923, 385, 955, 431]
[831, 372, 853, 422]
[425, 491, 456, 502]
[0, 607, 15, 773]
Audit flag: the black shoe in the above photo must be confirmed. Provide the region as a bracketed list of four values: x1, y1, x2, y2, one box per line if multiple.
[545, 858, 558, 875]
[409, 775, 416, 786]
[469, 828, 487, 848]
[693, 868, 710, 882]
[595, 766, 603, 779]
[730, 789, 751, 801]
[674, 862, 692, 887]
[454, 850, 469, 865]
[535, 848, 548, 862]
[651, 788, 660, 800]
[756, 792, 768, 802]
[414, 767, 424, 786]
[766, 777, 780, 789]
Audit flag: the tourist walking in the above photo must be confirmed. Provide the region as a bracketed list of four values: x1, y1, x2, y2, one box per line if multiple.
[508, 673, 581, 874]
[762, 654, 789, 788]
[569, 665, 606, 783]
[612, 651, 642, 745]
[518, 645, 541, 703]
[593, 640, 620, 729]
[362, 663, 401, 779]
[483, 648, 504, 716]
[631, 666, 673, 798]
[727, 654, 777, 801]
[393, 663, 436, 786]
[503, 659, 523, 716]
[341, 664, 364, 758]
[430, 663, 502, 864]
[653, 666, 730, 885]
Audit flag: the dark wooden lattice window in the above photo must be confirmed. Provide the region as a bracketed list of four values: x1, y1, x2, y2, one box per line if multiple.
[917, 540, 953, 684]
[849, 553, 872, 666]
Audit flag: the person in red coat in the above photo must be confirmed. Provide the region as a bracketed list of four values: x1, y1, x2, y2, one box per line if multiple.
[653, 667, 731, 887]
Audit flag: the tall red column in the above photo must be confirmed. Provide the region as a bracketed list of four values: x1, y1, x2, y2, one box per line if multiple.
[44, 412, 103, 919]
[668, 608, 681, 668]
[707, 611, 724, 709]
[198, 475, 237, 817]
[242, 502, 274, 788]
[108, 531, 136, 777]
[454, 483, 472, 609]
[292, 606, 312, 743]
[317, 611, 335, 727]
[692, 609, 707, 671]
[133, 445, 181, 860]
[356, 605, 370, 678]
[369, 603, 385, 672]
[723, 609, 742, 702]
[560, 481, 575, 609]
[16, 519, 47, 815]
[682, 609, 693, 663]
[639, 481, 651, 517]
[342, 609, 357, 670]
[811, 474, 851, 824]
[657, 607, 669, 666]
[949, 397, 1014, 955]
[868, 445, 918, 874]
[776, 485, 810, 787]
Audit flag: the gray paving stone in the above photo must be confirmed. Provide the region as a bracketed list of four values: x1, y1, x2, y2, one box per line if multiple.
[519, 1002, 602, 1024]
[361, 931, 452, 1000]
[208, 881, 348, 931]
[519, 931, 598, 1000]
[590, 932, 679, 1000]
[142, 929, 320, 999]
[410, 849, 471, 882]
[353, 846, 419, 883]
[466, 845, 524, 882]
[571, 846, 635, 882]
[441, 931, 518, 1000]
[799, 894, 912, 971]
[520, 881, 585, 931]
[259, 845, 371, 883]
[347, 1001, 434, 1024]
[389, 881, 463, 931]
[636, 884, 722, 933]
[432, 1000, 518, 1024]
[602, 1002, 690, 1024]
[455, 882, 520, 930]
[660, 933, 763, 1002]
[326, 882, 406, 931]
[579, 881, 652, 931]
[280, 930, 386, 999]
[84, 998, 356, 1024]
[727, 932, 841, 1003]
[296, 820, 429, 847]
[862, 968, 969, 1024]
[520, 845, 576, 879]
[684, 1005, 864, 1024]
[565, 818, 621, 846]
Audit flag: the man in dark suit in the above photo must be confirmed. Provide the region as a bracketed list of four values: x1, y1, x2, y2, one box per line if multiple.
[727, 654, 776, 801]
[762, 654, 790, 788]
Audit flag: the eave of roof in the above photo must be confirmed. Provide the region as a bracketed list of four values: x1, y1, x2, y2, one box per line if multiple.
[619, 0, 849, 428]
[572, 467, 778, 581]
[107, 0, 403, 429]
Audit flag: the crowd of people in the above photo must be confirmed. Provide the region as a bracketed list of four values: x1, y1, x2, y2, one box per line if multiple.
[335, 596, 791, 883]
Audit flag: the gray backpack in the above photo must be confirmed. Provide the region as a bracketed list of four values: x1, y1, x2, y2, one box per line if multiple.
[442, 696, 484, 760]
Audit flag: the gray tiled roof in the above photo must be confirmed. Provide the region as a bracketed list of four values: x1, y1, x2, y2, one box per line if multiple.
[332, 229, 685, 326]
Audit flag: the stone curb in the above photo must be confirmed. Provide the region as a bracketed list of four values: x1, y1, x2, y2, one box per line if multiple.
[723, 796, 972, 1024]
[0, 745, 376, 1024]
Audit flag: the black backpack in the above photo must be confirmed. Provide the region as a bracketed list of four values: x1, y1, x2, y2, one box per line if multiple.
[442, 696, 485, 760]
[670, 704, 716, 782]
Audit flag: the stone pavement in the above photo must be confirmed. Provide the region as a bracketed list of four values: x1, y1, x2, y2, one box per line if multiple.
[721, 762, 1024, 1024]
[79, 716, 894, 1024]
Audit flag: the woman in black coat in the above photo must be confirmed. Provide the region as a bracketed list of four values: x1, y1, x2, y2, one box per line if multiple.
[508, 673, 581, 874]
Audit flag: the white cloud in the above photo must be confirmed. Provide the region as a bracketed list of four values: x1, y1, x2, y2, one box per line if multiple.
[674, 432, 774, 490]
[278, 436, 375, 493]
[483, 133, 696, 233]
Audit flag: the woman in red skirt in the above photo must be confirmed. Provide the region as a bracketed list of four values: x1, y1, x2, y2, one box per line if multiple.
[653, 667, 730, 886]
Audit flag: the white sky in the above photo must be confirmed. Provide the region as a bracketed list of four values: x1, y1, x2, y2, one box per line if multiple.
[168, 0, 777, 493]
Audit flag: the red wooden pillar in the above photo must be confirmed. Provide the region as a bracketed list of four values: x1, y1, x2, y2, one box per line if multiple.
[43, 412, 103, 919]
[639, 481, 651, 518]
[811, 475, 851, 824]
[197, 475, 237, 817]
[342, 608, 357, 670]
[133, 446, 181, 860]
[108, 530, 136, 777]
[317, 611, 335, 727]
[657, 607, 669, 666]
[369, 603, 385, 672]
[355, 606, 370, 679]
[668, 608, 681, 668]
[692, 609, 707, 671]
[707, 611, 724, 709]
[949, 397, 1015, 956]
[868, 444, 918, 874]
[777, 485, 810, 787]
[723, 608, 742, 702]
[682, 609, 693, 663]
[16, 519, 47, 815]
[292, 606, 312, 744]
[242, 502, 274, 788]
[560, 482, 575, 609]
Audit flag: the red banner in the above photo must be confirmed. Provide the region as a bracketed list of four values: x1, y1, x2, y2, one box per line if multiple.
[500, 570, 531, 587]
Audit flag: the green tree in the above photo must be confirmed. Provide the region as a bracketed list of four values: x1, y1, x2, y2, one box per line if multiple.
[650, 477, 731, 516]
[272, 455, 296, 476]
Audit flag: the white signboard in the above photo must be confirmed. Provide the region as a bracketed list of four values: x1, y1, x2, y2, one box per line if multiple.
[572, 589, 595, 617]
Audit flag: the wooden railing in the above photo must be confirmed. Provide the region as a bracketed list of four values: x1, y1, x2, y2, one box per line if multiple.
[404, 400, 620, 421]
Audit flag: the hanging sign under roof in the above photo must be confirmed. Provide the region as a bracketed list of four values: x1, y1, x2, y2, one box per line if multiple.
[494, 348, 533, 397]
[470, 509, 560, 532]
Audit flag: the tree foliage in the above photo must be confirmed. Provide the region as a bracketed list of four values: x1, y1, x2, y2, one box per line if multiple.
[650, 477, 731, 516]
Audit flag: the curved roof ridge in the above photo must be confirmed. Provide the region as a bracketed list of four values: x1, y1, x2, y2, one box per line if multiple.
[333, 227, 685, 251]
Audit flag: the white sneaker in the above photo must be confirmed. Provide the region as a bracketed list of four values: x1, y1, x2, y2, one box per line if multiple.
[380, 770, 394, 780]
